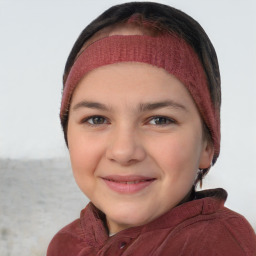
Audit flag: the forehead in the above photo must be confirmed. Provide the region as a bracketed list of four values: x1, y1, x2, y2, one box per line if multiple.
[71, 62, 197, 111]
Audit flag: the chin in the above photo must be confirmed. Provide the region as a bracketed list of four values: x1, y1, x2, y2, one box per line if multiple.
[103, 202, 158, 231]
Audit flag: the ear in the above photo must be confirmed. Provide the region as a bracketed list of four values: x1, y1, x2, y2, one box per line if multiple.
[199, 140, 214, 169]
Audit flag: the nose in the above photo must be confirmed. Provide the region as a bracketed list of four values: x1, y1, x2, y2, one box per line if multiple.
[106, 126, 146, 166]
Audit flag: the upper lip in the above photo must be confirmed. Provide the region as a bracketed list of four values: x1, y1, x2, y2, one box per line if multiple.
[101, 175, 156, 182]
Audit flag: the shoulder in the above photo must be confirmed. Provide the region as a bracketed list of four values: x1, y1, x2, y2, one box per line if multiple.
[46, 218, 86, 256]
[159, 190, 256, 256]
[182, 204, 256, 256]
[46, 203, 108, 256]
[205, 207, 256, 255]
[195, 188, 256, 255]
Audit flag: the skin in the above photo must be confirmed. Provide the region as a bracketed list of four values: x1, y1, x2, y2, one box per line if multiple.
[67, 61, 214, 234]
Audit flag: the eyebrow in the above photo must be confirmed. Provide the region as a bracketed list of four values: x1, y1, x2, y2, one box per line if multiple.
[72, 101, 110, 111]
[72, 100, 187, 112]
[139, 100, 188, 112]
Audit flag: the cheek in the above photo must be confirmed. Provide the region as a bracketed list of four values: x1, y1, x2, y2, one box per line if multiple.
[148, 130, 202, 180]
[156, 137, 201, 166]
[67, 128, 105, 192]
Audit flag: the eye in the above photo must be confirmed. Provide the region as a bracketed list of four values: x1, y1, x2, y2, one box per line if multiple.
[148, 116, 176, 125]
[82, 116, 108, 125]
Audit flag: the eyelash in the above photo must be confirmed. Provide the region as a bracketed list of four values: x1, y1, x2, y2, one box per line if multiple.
[147, 116, 176, 126]
[81, 116, 109, 126]
[81, 115, 176, 127]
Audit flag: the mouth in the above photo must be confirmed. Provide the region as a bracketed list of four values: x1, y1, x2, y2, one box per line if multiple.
[101, 175, 156, 194]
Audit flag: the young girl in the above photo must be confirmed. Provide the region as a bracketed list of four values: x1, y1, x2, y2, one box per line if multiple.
[47, 2, 256, 255]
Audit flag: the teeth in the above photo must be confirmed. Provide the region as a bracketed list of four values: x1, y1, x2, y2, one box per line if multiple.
[120, 180, 146, 184]
[107, 179, 149, 184]
[127, 181, 138, 184]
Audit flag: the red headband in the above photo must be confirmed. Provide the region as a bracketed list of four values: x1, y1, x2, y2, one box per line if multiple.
[60, 34, 220, 163]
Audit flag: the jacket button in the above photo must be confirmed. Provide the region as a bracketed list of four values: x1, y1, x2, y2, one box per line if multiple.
[119, 241, 127, 249]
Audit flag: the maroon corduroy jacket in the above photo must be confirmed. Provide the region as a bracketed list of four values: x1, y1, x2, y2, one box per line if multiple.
[47, 189, 256, 255]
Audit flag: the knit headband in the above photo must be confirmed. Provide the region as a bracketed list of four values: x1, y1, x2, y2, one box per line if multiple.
[60, 34, 220, 163]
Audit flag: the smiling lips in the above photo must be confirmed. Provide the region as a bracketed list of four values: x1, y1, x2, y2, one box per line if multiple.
[102, 175, 156, 193]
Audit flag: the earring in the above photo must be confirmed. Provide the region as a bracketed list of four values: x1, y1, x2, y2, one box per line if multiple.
[197, 169, 204, 188]
[195, 167, 211, 189]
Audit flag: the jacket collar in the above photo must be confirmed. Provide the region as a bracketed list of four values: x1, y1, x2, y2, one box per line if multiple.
[79, 188, 227, 248]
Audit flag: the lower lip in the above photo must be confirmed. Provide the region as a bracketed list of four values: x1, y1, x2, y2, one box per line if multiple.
[102, 179, 155, 194]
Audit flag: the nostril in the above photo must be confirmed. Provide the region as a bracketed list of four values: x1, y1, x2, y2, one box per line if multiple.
[106, 140, 146, 165]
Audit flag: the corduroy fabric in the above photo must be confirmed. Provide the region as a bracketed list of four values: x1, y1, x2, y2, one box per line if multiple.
[47, 189, 256, 256]
[60, 34, 220, 162]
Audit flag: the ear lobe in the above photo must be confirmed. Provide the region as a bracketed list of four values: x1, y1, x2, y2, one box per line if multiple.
[199, 140, 214, 169]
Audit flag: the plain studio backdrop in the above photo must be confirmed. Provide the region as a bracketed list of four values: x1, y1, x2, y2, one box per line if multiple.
[0, 0, 255, 255]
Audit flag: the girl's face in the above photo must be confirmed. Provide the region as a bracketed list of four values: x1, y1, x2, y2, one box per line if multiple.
[67, 62, 213, 234]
